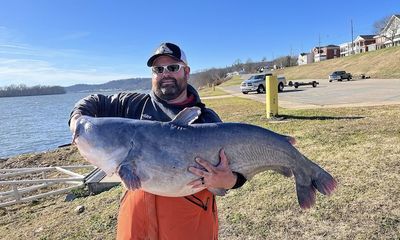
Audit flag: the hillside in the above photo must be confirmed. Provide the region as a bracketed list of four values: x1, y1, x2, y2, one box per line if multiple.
[277, 46, 400, 79]
[65, 78, 151, 92]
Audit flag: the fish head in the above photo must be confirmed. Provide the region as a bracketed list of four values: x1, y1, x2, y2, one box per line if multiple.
[73, 116, 134, 175]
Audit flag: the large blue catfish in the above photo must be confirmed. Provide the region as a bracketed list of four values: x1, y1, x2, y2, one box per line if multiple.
[73, 107, 336, 209]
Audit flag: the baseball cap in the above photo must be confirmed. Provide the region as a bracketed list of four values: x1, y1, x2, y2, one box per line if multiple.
[147, 42, 188, 67]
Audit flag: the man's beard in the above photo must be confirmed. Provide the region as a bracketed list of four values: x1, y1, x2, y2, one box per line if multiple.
[154, 77, 187, 101]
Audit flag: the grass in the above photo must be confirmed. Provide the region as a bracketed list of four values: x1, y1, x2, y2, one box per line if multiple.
[220, 75, 244, 87]
[1, 96, 399, 239]
[198, 86, 229, 97]
[275, 46, 400, 80]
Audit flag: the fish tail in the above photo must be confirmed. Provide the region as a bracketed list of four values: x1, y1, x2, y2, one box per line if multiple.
[312, 171, 337, 196]
[295, 164, 337, 209]
[296, 181, 316, 209]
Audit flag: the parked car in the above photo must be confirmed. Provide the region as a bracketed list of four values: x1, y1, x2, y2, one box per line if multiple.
[240, 74, 286, 94]
[329, 71, 352, 82]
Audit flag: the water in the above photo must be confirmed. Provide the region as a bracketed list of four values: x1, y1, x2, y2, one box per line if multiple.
[0, 91, 147, 158]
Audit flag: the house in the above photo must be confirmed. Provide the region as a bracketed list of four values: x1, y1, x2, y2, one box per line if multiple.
[352, 35, 376, 54]
[339, 42, 352, 57]
[312, 45, 340, 62]
[226, 71, 240, 77]
[297, 52, 313, 65]
[378, 14, 400, 48]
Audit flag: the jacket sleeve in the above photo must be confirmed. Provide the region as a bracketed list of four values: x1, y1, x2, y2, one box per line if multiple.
[68, 92, 147, 126]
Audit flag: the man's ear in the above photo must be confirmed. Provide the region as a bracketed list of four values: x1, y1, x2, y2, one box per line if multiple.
[184, 66, 191, 79]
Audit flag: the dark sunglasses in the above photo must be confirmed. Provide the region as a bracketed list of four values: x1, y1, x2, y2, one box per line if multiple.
[151, 63, 185, 74]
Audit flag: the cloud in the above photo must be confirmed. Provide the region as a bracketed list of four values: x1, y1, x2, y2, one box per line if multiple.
[0, 58, 133, 87]
[0, 27, 146, 87]
[0, 42, 86, 59]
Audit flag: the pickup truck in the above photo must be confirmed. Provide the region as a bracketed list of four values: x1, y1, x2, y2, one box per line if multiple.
[240, 74, 287, 94]
[329, 71, 352, 82]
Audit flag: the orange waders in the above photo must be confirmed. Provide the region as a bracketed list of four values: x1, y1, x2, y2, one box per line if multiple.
[116, 189, 218, 240]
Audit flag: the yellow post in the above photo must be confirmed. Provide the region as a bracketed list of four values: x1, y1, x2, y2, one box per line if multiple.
[266, 75, 278, 118]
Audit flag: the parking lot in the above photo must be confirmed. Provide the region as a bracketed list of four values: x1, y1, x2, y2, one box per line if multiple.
[222, 78, 400, 109]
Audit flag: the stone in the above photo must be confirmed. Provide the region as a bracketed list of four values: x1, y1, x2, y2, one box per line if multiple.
[75, 205, 85, 214]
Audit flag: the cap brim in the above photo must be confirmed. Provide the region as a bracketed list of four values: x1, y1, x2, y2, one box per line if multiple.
[147, 54, 183, 67]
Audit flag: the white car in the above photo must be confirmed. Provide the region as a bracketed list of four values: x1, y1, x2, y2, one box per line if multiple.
[240, 74, 286, 94]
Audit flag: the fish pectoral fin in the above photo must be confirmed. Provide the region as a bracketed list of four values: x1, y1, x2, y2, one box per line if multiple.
[171, 106, 201, 126]
[208, 187, 227, 196]
[117, 163, 141, 190]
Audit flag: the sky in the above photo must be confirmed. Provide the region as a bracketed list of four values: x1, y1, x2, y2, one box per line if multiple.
[0, 0, 399, 87]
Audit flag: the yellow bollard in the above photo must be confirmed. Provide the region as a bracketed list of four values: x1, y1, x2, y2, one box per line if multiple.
[266, 75, 278, 118]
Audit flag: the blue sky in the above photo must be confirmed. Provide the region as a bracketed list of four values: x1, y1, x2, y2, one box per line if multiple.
[0, 0, 398, 87]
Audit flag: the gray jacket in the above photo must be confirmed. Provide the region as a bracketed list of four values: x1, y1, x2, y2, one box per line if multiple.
[69, 85, 221, 124]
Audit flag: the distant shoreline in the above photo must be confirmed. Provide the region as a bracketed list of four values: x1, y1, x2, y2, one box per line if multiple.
[0, 92, 66, 98]
[0, 84, 66, 98]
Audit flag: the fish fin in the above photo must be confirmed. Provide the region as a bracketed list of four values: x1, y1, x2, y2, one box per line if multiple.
[296, 182, 316, 209]
[171, 106, 201, 126]
[272, 166, 293, 177]
[312, 171, 337, 196]
[208, 187, 227, 196]
[117, 163, 141, 190]
[294, 166, 337, 209]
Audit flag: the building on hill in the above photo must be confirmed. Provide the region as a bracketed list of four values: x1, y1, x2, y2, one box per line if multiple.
[377, 14, 400, 49]
[340, 35, 376, 56]
[297, 52, 314, 65]
[353, 35, 377, 53]
[312, 45, 340, 62]
[340, 42, 352, 57]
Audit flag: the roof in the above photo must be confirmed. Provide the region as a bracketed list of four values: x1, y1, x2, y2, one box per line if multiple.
[313, 45, 339, 49]
[358, 35, 376, 40]
[382, 14, 400, 33]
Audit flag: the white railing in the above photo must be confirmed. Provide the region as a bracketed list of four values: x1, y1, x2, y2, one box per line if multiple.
[0, 165, 96, 207]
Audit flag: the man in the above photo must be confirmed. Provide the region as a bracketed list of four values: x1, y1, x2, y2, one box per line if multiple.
[69, 42, 246, 240]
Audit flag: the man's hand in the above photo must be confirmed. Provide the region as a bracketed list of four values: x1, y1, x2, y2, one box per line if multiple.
[69, 114, 82, 133]
[187, 149, 237, 190]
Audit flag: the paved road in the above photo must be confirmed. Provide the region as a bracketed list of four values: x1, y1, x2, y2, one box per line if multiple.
[219, 78, 400, 109]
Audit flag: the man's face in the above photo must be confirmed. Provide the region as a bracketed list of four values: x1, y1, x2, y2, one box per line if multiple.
[151, 56, 190, 101]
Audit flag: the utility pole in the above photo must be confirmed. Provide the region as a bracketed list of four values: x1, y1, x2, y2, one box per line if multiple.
[318, 33, 321, 61]
[351, 19, 354, 55]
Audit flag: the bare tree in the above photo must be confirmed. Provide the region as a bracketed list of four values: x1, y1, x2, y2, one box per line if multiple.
[232, 59, 243, 72]
[373, 15, 391, 34]
[374, 14, 400, 47]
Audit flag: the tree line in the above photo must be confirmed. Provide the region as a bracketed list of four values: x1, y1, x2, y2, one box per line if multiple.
[189, 56, 297, 88]
[0, 84, 66, 97]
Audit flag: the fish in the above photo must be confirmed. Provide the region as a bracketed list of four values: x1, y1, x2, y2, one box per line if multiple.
[73, 106, 337, 209]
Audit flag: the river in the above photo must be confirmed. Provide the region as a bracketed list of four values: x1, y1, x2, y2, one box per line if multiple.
[0, 91, 148, 158]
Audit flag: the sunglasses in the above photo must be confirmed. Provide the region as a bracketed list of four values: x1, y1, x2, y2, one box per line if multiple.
[151, 63, 186, 74]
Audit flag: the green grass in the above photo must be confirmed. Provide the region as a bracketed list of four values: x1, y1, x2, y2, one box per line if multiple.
[220, 75, 244, 87]
[198, 86, 229, 97]
[1, 97, 399, 239]
[204, 98, 400, 239]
